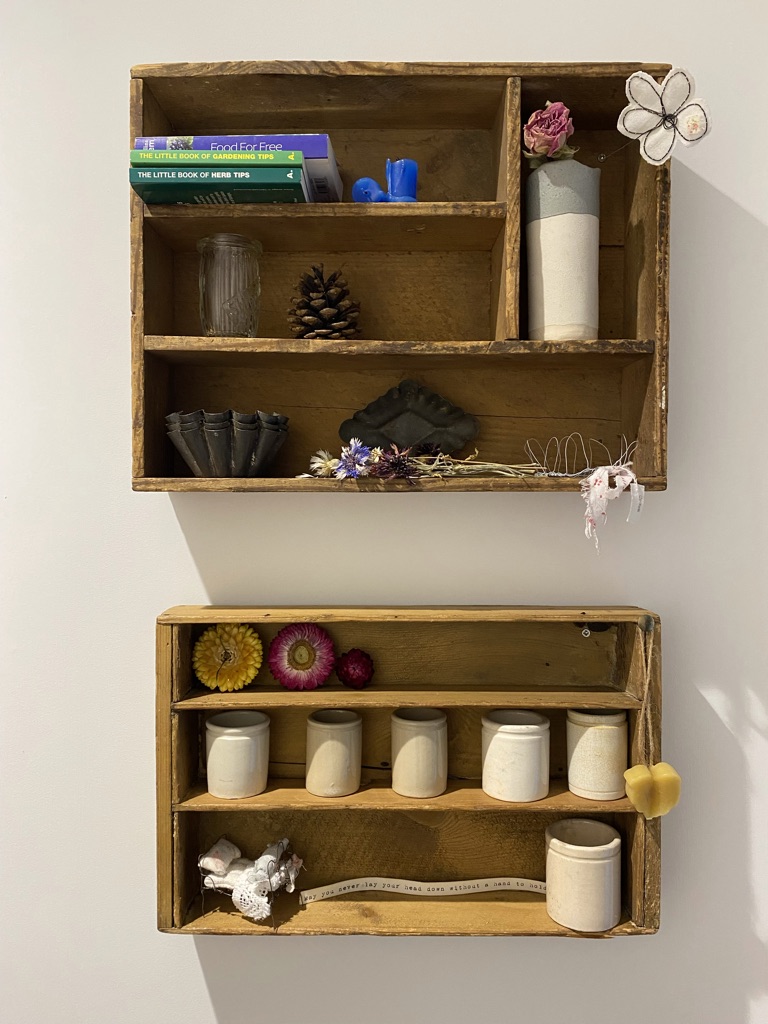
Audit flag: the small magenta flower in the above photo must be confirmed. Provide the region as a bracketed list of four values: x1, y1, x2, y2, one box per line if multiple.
[268, 623, 336, 690]
[334, 437, 373, 479]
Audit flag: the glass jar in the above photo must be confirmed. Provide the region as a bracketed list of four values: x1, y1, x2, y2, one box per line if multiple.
[197, 233, 262, 337]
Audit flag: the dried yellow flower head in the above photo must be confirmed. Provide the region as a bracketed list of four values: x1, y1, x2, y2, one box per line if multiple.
[193, 623, 263, 692]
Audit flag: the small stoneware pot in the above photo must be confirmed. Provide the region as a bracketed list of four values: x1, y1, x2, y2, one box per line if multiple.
[545, 818, 622, 932]
[391, 708, 448, 798]
[305, 709, 362, 797]
[566, 709, 628, 800]
[482, 709, 550, 802]
[205, 710, 270, 799]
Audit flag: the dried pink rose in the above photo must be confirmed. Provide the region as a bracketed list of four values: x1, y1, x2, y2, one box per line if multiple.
[524, 101, 575, 159]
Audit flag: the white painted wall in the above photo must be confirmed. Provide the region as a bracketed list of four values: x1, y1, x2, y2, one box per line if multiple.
[3, 1, 767, 1021]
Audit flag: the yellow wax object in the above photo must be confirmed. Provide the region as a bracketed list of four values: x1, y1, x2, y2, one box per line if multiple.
[624, 762, 681, 819]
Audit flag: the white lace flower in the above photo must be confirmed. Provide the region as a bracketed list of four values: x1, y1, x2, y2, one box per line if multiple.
[309, 450, 340, 477]
[617, 67, 711, 166]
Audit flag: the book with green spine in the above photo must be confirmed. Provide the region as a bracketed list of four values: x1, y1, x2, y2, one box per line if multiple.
[130, 149, 303, 166]
[129, 165, 308, 204]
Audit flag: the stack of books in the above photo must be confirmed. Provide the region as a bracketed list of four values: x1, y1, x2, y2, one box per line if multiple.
[129, 134, 343, 205]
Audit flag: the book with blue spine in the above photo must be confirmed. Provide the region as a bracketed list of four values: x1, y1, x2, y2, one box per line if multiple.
[132, 134, 342, 201]
[129, 165, 308, 204]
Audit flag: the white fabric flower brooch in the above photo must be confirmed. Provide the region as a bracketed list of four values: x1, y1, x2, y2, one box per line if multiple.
[618, 67, 711, 165]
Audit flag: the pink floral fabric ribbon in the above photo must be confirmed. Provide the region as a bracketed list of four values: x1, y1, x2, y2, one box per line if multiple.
[581, 464, 643, 549]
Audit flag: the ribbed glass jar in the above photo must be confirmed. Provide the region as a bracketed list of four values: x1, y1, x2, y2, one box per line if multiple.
[198, 233, 262, 337]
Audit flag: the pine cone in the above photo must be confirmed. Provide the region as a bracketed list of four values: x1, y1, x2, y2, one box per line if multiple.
[287, 264, 361, 340]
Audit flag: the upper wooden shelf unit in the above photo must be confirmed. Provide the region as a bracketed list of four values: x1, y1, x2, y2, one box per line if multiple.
[131, 62, 670, 492]
[156, 604, 662, 936]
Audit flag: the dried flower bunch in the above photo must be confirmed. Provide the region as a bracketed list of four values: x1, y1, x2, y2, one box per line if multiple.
[305, 439, 540, 482]
[523, 101, 577, 168]
[193, 623, 264, 692]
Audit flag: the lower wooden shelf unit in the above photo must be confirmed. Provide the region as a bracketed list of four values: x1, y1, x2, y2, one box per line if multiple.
[157, 605, 662, 936]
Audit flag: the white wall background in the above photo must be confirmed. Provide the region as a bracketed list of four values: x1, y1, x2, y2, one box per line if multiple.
[3, 1, 767, 1021]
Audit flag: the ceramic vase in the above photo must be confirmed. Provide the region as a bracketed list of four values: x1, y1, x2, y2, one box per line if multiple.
[391, 708, 448, 798]
[566, 709, 628, 800]
[305, 710, 362, 797]
[545, 818, 622, 932]
[526, 159, 600, 341]
[205, 710, 270, 799]
[481, 709, 550, 802]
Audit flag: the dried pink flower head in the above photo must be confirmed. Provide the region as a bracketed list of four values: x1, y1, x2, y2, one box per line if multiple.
[336, 648, 375, 690]
[524, 101, 575, 160]
[268, 623, 335, 690]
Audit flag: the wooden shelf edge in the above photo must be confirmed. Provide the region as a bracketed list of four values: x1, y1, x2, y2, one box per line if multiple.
[134, 475, 666, 493]
[172, 687, 642, 711]
[144, 201, 507, 220]
[159, 604, 654, 623]
[168, 895, 649, 936]
[174, 778, 635, 814]
[132, 61, 672, 80]
[144, 335, 655, 358]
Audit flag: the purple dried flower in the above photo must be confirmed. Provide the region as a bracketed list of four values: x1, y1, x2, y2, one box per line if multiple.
[334, 437, 373, 479]
[370, 444, 419, 482]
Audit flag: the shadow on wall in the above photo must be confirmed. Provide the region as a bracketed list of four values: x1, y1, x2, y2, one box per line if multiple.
[177, 162, 768, 1024]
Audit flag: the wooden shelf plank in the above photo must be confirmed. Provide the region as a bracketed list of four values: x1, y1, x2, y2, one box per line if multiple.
[174, 891, 646, 937]
[145, 334, 654, 361]
[135, 475, 666, 493]
[175, 778, 635, 813]
[144, 202, 507, 253]
[133, 60, 671, 80]
[173, 686, 641, 711]
[160, 604, 652, 624]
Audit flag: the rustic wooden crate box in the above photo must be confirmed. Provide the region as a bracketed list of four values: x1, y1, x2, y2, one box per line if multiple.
[132, 62, 668, 491]
[157, 606, 662, 936]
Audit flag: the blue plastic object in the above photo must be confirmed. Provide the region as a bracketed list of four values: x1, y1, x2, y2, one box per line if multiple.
[352, 158, 418, 203]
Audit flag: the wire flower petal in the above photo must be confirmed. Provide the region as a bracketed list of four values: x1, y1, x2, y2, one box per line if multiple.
[675, 102, 710, 143]
[661, 67, 694, 115]
[618, 106, 662, 139]
[626, 71, 663, 114]
[641, 123, 678, 165]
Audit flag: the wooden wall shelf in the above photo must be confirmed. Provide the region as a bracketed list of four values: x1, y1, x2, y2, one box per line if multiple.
[156, 605, 662, 936]
[132, 62, 669, 492]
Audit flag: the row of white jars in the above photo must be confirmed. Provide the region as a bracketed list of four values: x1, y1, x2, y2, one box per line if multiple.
[483, 708, 627, 802]
[204, 708, 449, 799]
[204, 707, 627, 802]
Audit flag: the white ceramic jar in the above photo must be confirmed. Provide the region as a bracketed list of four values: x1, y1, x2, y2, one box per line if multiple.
[566, 709, 628, 800]
[482, 710, 550, 802]
[391, 708, 448, 798]
[205, 710, 270, 799]
[545, 818, 622, 932]
[305, 710, 362, 797]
